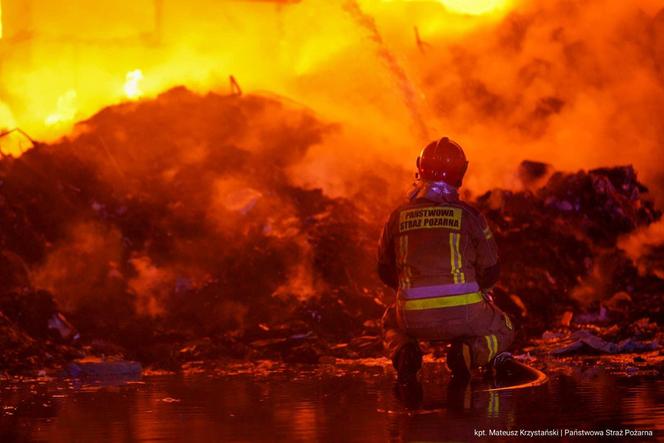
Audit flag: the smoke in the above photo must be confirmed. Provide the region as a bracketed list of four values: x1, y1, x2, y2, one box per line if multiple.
[618, 219, 664, 279]
[1, 0, 664, 345]
[569, 251, 624, 307]
[3, 0, 664, 206]
[410, 0, 664, 202]
[344, 0, 429, 139]
[31, 222, 124, 313]
[128, 255, 173, 317]
[6, 87, 392, 347]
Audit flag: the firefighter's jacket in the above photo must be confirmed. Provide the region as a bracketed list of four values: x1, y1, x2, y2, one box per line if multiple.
[378, 181, 498, 302]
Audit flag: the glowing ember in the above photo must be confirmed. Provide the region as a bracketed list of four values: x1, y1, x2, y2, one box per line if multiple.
[124, 69, 144, 100]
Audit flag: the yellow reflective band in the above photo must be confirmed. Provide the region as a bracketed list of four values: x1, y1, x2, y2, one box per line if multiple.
[402, 291, 483, 310]
[488, 391, 500, 417]
[485, 334, 498, 362]
[462, 344, 471, 370]
[455, 233, 465, 283]
[485, 335, 494, 362]
[483, 226, 493, 239]
[449, 233, 465, 284]
[449, 233, 457, 283]
[398, 235, 411, 289]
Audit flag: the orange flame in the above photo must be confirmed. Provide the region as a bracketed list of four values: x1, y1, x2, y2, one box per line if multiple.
[0, 0, 509, 145]
[1, 0, 664, 203]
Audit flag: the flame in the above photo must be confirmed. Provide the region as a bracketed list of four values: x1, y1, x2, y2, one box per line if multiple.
[5, 0, 664, 353]
[124, 69, 144, 100]
[0, 102, 15, 129]
[437, 0, 512, 15]
[44, 90, 78, 126]
[0, 0, 510, 145]
[1, 0, 664, 202]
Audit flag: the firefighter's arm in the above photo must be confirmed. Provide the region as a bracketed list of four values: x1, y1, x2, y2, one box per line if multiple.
[377, 213, 398, 289]
[472, 213, 500, 290]
[478, 262, 500, 290]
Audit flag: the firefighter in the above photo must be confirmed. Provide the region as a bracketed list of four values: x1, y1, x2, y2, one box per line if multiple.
[378, 137, 514, 384]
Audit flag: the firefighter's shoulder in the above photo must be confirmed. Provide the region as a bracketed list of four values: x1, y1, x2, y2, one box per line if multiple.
[444, 200, 481, 217]
[386, 201, 411, 225]
[454, 201, 487, 225]
[392, 199, 423, 214]
[388, 200, 427, 225]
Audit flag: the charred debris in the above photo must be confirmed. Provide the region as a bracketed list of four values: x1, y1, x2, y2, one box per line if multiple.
[0, 88, 662, 375]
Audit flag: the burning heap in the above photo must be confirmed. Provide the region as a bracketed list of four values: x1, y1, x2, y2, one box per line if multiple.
[0, 88, 661, 373]
[480, 162, 662, 339]
[0, 88, 389, 371]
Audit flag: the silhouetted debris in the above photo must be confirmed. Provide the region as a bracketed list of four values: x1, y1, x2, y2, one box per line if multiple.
[478, 165, 662, 342]
[550, 330, 659, 355]
[66, 358, 142, 377]
[517, 160, 552, 189]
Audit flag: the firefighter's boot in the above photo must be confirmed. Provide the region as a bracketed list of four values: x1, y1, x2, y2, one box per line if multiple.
[393, 342, 422, 384]
[446, 341, 471, 380]
[493, 352, 516, 380]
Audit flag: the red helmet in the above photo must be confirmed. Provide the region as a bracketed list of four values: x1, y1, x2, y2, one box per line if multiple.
[416, 137, 468, 187]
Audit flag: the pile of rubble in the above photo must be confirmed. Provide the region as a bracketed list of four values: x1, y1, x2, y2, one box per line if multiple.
[479, 162, 662, 342]
[0, 88, 389, 373]
[0, 89, 661, 374]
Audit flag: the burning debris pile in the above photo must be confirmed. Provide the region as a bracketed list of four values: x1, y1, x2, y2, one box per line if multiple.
[479, 161, 663, 346]
[0, 87, 390, 372]
[0, 88, 662, 374]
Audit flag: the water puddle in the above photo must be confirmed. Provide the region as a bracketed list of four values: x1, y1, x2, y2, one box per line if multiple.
[1, 360, 661, 442]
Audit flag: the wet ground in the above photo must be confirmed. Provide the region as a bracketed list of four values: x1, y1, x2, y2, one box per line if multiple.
[1, 359, 662, 442]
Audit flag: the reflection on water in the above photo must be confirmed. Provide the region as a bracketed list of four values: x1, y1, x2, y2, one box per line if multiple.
[1, 361, 662, 442]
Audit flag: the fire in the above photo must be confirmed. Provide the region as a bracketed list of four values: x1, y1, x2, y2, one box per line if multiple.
[44, 90, 78, 126]
[1, 0, 663, 202]
[0, 0, 513, 146]
[1, 0, 663, 382]
[437, 0, 512, 15]
[124, 69, 144, 100]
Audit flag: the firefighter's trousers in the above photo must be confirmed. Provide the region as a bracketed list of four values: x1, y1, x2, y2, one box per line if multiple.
[382, 296, 515, 368]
